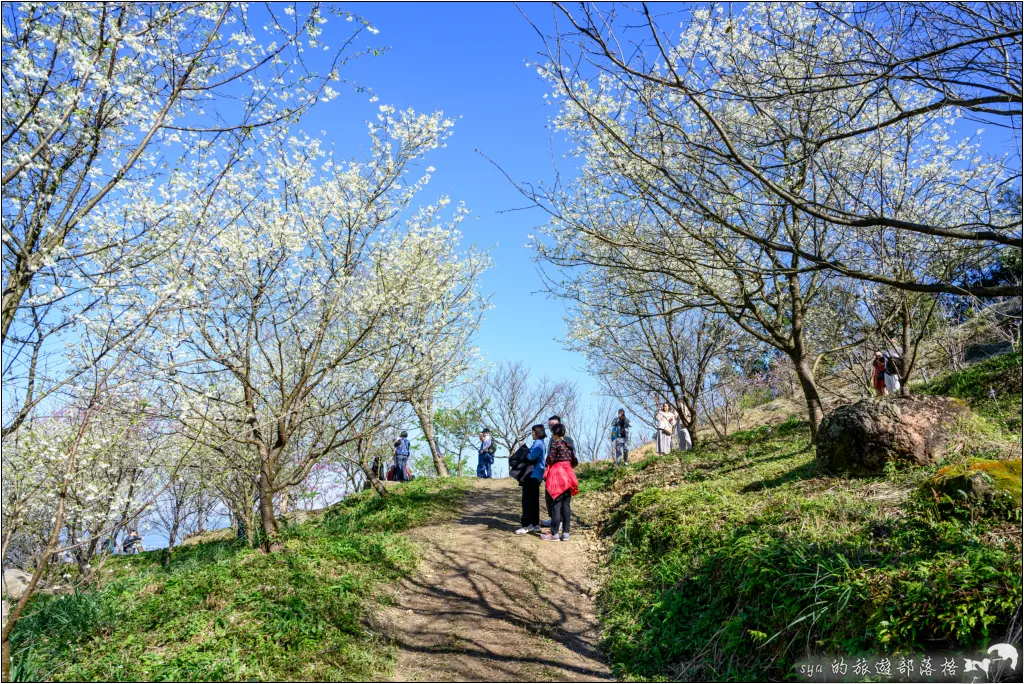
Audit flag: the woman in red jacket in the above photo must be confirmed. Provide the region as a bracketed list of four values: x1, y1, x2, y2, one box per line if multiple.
[542, 424, 578, 542]
[872, 351, 888, 396]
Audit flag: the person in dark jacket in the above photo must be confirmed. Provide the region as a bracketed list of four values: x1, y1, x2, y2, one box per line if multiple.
[393, 431, 411, 482]
[515, 424, 546, 535]
[122, 529, 143, 554]
[611, 409, 631, 466]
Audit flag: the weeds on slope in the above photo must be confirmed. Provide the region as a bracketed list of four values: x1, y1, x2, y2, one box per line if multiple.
[578, 407, 1022, 681]
[10, 478, 466, 682]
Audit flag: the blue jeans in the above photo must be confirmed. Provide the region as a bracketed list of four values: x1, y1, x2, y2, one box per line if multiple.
[477, 454, 492, 478]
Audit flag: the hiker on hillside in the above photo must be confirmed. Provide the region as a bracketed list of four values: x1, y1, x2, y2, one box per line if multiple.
[542, 424, 579, 542]
[655, 402, 676, 454]
[515, 424, 547, 535]
[541, 415, 575, 530]
[477, 428, 496, 478]
[393, 431, 411, 482]
[872, 351, 888, 396]
[100, 535, 117, 554]
[883, 352, 902, 394]
[122, 529, 143, 554]
[611, 409, 631, 466]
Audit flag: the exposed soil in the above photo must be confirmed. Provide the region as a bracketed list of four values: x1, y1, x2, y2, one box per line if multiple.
[377, 477, 613, 682]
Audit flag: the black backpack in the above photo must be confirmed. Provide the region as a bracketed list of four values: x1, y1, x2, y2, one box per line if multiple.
[508, 444, 532, 483]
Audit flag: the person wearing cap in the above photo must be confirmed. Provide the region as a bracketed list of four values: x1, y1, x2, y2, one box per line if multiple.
[477, 428, 495, 478]
[393, 431, 411, 482]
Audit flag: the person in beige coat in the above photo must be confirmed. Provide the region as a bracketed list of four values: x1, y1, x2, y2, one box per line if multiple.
[655, 402, 676, 454]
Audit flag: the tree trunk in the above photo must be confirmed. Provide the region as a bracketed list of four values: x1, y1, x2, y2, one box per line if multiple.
[900, 301, 912, 396]
[257, 468, 280, 551]
[412, 396, 449, 477]
[359, 460, 389, 496]
[163, 514, 180, 567]
[792, 356, 824, 441]
[196, 492, 206, 535]
[679, 400, 698, 446]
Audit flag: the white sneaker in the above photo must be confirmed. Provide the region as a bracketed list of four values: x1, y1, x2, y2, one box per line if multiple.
[515, 527, 530, 535]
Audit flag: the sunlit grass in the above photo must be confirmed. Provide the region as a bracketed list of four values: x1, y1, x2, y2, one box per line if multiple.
[10, 478, 466, 682]
[581, 363, 1022, 681]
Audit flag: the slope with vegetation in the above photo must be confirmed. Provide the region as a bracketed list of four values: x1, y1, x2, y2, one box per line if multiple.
[575, 354, 1023, 681]
[9, 480, 465, 682]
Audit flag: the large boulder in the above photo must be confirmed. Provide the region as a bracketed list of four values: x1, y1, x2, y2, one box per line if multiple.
[2, 567, 33, 602]
[817, 395, 970, 475]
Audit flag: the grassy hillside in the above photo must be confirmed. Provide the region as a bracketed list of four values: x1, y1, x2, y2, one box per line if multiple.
[577, 355, 1023, 682]
[9, 479, 466, 682]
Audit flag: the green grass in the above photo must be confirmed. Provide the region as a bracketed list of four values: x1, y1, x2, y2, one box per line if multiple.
[10, 478, 466, 682]
[917, 352, 1022, 438]
[579, 379, 1022, 681]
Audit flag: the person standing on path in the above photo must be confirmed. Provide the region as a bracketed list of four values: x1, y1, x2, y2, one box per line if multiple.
[515, 424, 547, 535]
[542, 424, 578, 542]
[542, 415, 574, 529]
[393, 431, 411, 482]
[655, 402, 676, 454]
[611, 409, 631, 466]
[477, 428, 496, 479]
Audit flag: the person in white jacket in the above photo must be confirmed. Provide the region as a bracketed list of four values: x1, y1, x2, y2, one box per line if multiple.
[883, 352, 902, 394]
[655, 402, 676, 454]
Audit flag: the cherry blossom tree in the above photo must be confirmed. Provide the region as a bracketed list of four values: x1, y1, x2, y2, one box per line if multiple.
[536, 2, 1020, 298]
[558, 267, 735, 443]
[168, 107, 486, 546]
[1, 4, 372, 673]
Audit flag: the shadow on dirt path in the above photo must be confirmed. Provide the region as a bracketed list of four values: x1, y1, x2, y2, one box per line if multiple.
[377, 478, 613, 682]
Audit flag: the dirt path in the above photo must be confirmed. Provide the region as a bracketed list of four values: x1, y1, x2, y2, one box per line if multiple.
[377, 478, 613, 682]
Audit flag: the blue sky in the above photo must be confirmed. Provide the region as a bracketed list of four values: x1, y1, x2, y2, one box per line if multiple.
[299, 3, 603, 403]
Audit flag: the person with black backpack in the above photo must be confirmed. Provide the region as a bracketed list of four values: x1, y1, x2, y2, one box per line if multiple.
[122, 529, 143, 554]
[477, 428, 497, 478]
[883, 351, 902, 394]
[514, 425, 547, 535]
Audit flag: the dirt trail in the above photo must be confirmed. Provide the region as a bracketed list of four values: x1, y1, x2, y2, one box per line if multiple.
[377, 478, 612, 682]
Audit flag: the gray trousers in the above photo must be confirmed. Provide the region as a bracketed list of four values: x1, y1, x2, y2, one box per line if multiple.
[613, 437, 628, 465]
